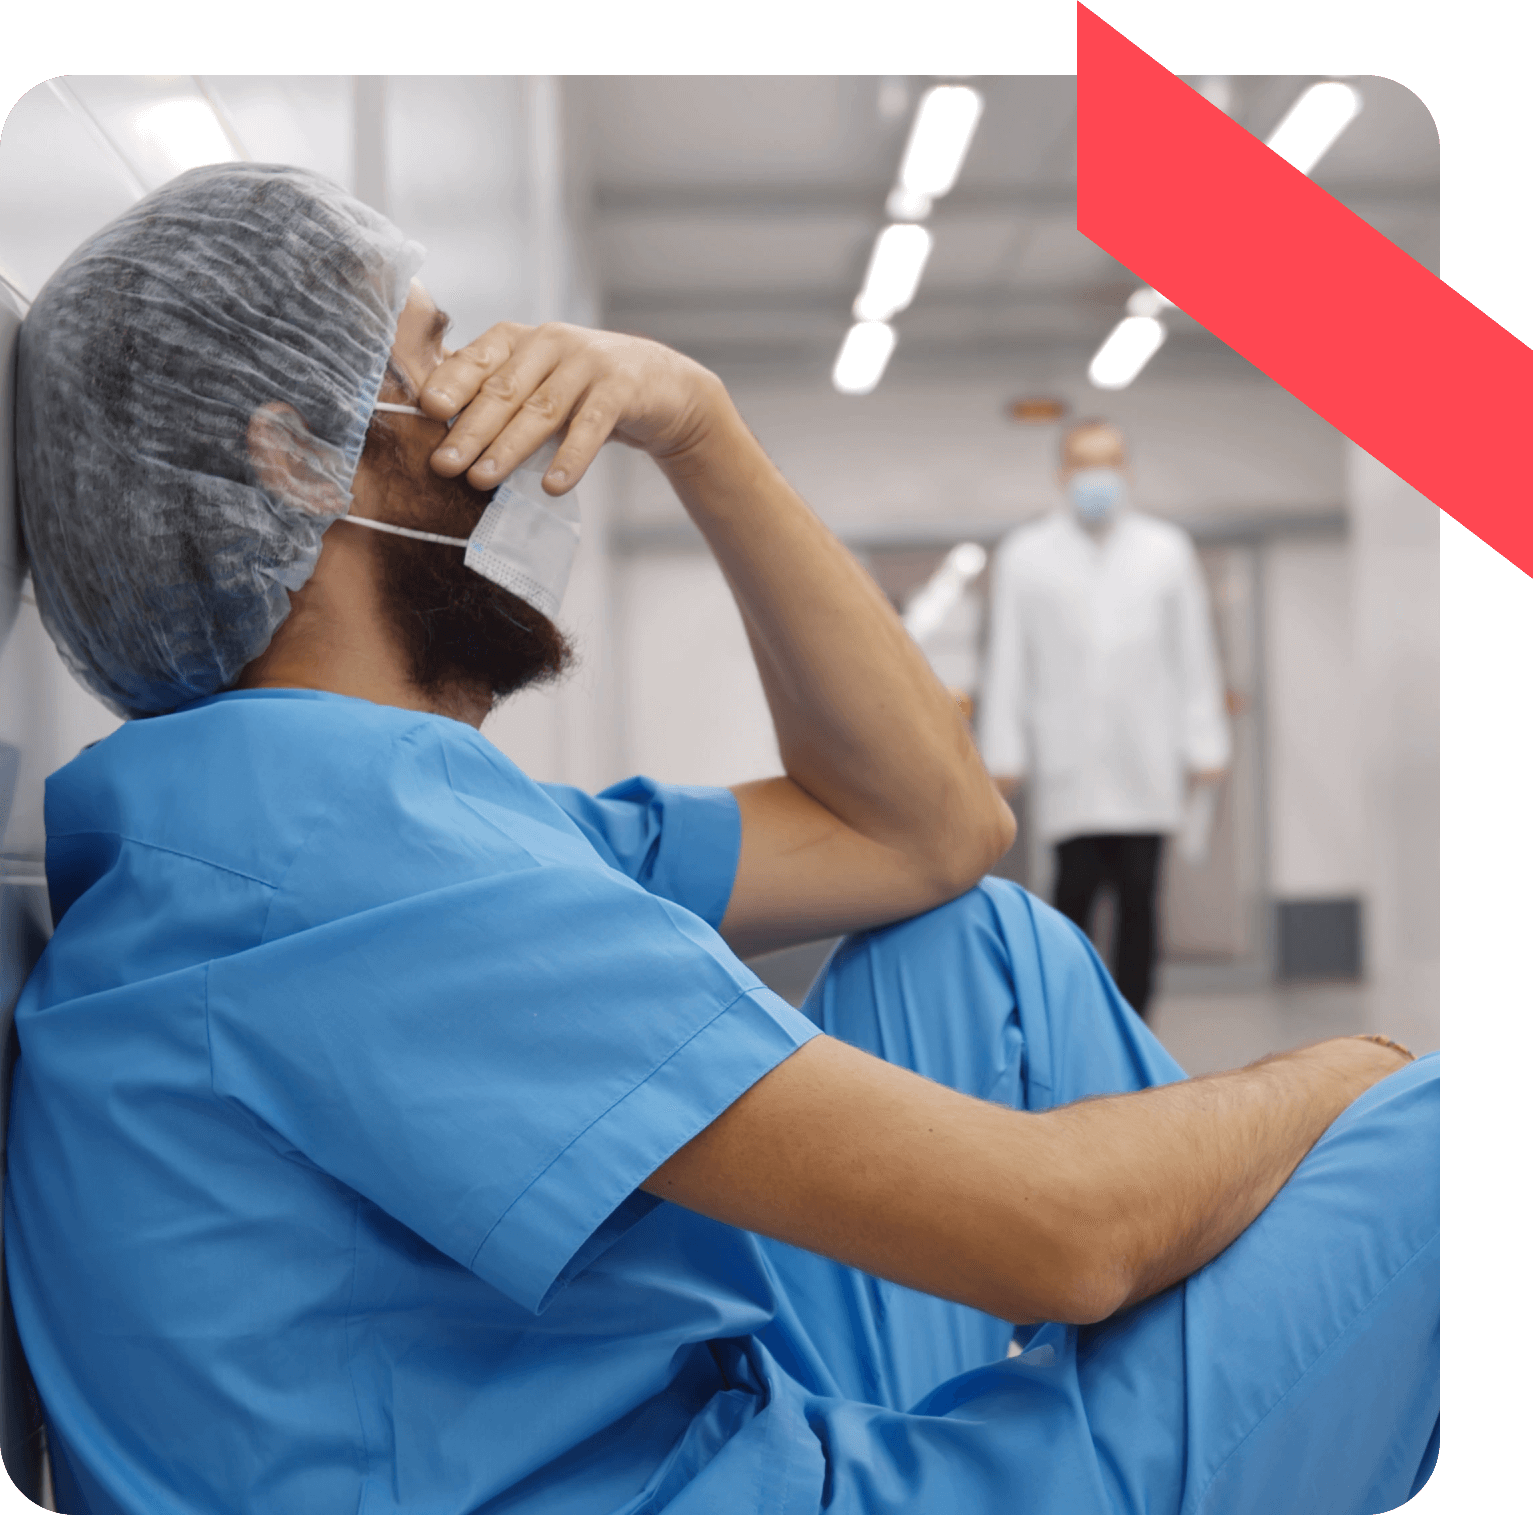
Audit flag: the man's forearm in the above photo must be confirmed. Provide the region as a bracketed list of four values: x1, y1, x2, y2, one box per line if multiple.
[657, 394, 1013, 888]
[1033, 1037, 1413, 1319]
[647, 1030, 1411, 1329]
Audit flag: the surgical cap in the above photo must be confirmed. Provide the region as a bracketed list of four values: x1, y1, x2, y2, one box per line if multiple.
[15, 162, 425, 718]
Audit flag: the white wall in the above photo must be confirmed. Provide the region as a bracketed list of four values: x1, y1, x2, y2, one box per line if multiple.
[1265, 539, 1366, 897]
[617, 548, 781, 789]
[380, 76, 589, 337]
[1348, 445, 1440, 986]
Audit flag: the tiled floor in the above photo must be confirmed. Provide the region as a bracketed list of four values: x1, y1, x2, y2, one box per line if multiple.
[1150, 967, 1440, 1076]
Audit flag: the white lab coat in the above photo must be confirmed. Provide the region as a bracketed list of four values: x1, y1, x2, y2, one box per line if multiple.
[978, 509, 1231, 844]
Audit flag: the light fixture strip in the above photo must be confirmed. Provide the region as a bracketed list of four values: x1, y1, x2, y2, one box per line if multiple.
[1087, 316, 1167, 390]
[832, 321, 897, 396]
[833, 80, 985, 395]
[896, 85, 984, 201]
[1105, 78, 1363, 387]
[1264, 80, 1364, 177]
[853, 224, 933, 323]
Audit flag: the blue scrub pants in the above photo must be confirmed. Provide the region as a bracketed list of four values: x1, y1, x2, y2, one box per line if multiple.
[753, 879, 1439, 1515]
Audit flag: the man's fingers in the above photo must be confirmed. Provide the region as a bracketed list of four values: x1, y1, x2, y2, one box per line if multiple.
[431, 359, 564, 476]
[418, 320, 657, 486]
[424, 325, 558, 474]
[540, 387, 625, 493]
[419, 322, 531, 418]
[461, 370, 600, 488]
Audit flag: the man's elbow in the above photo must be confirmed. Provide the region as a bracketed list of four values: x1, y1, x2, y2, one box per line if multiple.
[1052, 1264, 1132, 1325]
[985, 788, 1019, 862]
[983, 1201, 1136, 1327]
[925, 788, 1016, 899]
[994, 1256, 1129, 1330]
[888, 776, 1015, 911]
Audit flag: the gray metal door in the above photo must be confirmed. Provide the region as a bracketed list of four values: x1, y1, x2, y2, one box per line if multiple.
[1158, 543, 1264, 969]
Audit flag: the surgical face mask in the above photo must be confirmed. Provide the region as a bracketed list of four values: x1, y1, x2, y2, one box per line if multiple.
[1066, 467, 1127, 526]
[338, 402, 581, 620]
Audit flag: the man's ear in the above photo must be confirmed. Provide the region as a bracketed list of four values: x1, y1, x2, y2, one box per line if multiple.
[247, 402, 351, 518]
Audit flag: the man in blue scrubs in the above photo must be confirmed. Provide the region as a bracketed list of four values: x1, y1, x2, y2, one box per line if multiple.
[9, 165, 1437, 1514]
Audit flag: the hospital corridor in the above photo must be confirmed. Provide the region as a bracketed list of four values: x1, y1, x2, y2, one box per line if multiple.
[0, 75, 1439, 1513]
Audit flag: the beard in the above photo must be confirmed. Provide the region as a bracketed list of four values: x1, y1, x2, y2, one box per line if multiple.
[359, 418, 573, 711]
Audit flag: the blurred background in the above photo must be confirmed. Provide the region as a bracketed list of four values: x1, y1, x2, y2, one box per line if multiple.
[0, 75, 1439, 1071]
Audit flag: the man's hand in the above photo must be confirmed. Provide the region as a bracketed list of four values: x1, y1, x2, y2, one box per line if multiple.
[417, 321, 729, 495]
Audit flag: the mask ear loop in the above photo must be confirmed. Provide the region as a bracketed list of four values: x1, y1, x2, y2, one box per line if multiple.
[340, 401, 471, 543]
[342, 400, 535, 634]
[373, 401, 465, 424]
[333, 515, 469, 548]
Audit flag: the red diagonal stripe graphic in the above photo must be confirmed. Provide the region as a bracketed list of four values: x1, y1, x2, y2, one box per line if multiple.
[1076, 3, 1533, 577]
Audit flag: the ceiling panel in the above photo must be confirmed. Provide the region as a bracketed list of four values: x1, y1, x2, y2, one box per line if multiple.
[922, 214, 1031, 290]
[959, 77, 1078, 188]
[1311, 76, 1439, 187]
[577, 76, 902, 187]
[1005, 218, 1130, 288]
[597, 213, 871, 297]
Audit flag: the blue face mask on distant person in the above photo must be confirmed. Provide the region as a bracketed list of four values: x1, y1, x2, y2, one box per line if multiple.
[338, 403, 581, 620]
[1067, 467, 1127, 526]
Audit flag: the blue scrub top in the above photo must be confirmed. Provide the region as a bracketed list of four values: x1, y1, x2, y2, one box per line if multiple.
[5, 689, 830, 1515]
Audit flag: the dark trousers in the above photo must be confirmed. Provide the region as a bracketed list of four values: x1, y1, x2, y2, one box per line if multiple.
[1052, 832, 1165, 1015]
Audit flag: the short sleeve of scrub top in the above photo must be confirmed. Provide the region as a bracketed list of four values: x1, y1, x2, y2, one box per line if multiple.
[189, 695, 817, 1317]
[540, 776, 741, 929]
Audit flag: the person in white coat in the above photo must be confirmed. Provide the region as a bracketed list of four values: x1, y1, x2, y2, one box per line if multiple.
[978, 420, 1231, 1016]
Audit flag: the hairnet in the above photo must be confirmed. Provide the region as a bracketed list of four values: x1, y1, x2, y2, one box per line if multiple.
[15, 162, 425, 718]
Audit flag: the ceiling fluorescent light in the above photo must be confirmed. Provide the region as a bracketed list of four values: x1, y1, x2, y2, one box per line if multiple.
[1088, 315, 1167, 389]
[1126, 286, 1172, 318]
[885, 186, 932, 222]
[131, 98, 240, 173]
[897, 85, 984, 201]
[1264, 81, 1362, 176]
[833, 321, 897, 395]
[1193, 75, 1235, 115]
[853, 224, 933, 322]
